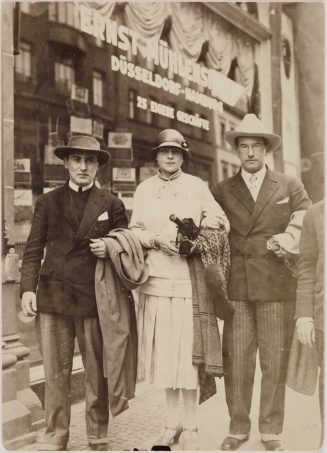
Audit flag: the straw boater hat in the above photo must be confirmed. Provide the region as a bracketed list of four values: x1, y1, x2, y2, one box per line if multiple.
[54, 135, 111, 166]
[151, 129, 191, 161]
[225, 114, 281, 152]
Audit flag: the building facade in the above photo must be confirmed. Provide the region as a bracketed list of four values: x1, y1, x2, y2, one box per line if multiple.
[14, 3, 274, 237]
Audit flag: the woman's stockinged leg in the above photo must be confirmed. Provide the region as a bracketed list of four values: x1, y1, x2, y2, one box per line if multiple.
[153, 388, 182, 447]
[165, 388, 180, 427]
[181, 388, 199, 450]
[181, 388, 197, 428]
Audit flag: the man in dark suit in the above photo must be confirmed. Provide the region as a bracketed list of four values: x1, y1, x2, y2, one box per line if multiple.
[211, 114, 311, 451]
[20, 135, 128, 451]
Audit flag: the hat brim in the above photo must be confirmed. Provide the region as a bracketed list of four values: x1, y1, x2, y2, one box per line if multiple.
[54, 146, 110, 166]
[151, 144, 191, 161]
[225, 131, 281, 152]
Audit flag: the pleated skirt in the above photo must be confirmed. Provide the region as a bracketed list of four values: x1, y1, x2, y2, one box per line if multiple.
[137, 293, 199, 389]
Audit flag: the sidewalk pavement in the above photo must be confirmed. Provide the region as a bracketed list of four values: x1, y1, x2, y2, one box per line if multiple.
[18, 367, 321, 452]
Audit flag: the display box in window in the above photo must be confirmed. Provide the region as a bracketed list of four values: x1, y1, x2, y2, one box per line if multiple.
[14, 158, 32, 185]
[14, 189, 33, 223]
[112, 167, 136, 182]
[70, 116, 93, 134]
[14, 158, 30, 172]
[108, 132, 133, 161]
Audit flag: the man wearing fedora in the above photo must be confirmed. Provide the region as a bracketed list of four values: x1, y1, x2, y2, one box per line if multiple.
[212, 114, 311, 451]
[20, 135, 128, 451]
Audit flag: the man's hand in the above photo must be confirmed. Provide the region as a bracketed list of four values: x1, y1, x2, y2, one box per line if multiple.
[89, 239, 108, 258]
[267, 238, 286, 258]
[296, 318, 315, 347]
[153, 236, 179, 256]
[21, 291, 37, 317]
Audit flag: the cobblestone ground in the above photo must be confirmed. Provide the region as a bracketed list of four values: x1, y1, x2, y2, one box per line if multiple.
[19, 369, 322, 452]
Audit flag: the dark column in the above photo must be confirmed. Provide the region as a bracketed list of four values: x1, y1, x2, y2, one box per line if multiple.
[2, 3, 43, 447]
[269, 3, 284, 173]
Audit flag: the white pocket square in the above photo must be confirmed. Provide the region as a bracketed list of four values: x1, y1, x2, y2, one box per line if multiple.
[276, 197, 289, 204]
[98, 211, 109, 221]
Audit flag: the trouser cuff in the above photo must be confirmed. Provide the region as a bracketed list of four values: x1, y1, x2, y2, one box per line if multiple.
[88, 437, 108, 445]
[261, 433, 281, 442]
[228, 433, 249, 440]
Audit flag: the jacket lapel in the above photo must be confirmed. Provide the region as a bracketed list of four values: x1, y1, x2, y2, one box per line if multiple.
[54, 184, 80, 233]
[230, 172, 255, 214]
[74, 185, 108, 242]
[246, 169, 279, 233]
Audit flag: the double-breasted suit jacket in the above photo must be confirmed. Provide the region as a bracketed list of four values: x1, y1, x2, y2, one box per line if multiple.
[212, 168, 311, 302]
[20, 183, 128, 316]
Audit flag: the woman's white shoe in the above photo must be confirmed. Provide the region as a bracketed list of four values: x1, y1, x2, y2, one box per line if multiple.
[181, 427, 199, 450]
[154, 424, 183, 447]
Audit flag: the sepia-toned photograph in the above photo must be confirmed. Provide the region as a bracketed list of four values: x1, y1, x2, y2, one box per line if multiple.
[1, 1, 324, 451]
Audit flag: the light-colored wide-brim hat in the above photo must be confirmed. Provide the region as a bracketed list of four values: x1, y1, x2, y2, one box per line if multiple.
[151, 129, 191, 161]
[54, 135, 111, 166]
[225, 114, 281, 152]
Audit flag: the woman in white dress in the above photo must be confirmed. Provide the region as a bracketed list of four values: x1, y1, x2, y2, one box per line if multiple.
[129, 129, 229, 450]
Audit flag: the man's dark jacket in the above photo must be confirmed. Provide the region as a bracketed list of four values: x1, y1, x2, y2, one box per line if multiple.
[20, 183, 128, 316]
[212, 168, 311, 302]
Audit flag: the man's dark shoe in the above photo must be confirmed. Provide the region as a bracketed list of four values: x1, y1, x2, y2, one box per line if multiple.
[88, 443, 108, 451]
[261, 439, 284, 451]
[221, 436, 249, 450]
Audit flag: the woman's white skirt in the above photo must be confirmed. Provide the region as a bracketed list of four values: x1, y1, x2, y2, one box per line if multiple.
[137, 293, 199, 390]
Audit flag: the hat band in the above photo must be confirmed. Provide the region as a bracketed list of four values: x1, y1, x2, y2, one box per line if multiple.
[157, 141, 187, 149]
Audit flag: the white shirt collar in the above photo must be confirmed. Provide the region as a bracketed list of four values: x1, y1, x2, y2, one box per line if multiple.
[241, 165, 267, 185]
[69, 180, 94, 192]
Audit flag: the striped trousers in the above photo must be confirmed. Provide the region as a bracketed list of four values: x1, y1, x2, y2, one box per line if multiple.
[36, 313, 109, 448]
[222, 300, 295, 435]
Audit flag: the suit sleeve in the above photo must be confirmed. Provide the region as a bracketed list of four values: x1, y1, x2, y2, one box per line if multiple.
[200, 181, 230, 232]
[211, 182, 223, 206]
[272, 177, 311, 253]
[111, 197, 128, 229]
[20, 196, 48, 296]
[295, 208, 317, 318]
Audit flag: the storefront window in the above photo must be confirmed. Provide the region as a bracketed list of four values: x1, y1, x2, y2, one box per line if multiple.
[93, 70, 104, 107]
[15, 42, 32, 78]
[220, 122, 226, 148]
[128, 90, 136, 119]
[49, 2, 79, 28]
[55, 58, 75, 94]
[20, 2, 31, 14]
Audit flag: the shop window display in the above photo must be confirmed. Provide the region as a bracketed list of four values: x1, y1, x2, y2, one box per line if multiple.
[93, 70, 104, 107]
[54, 58, 75, 94]
[15, 41, 32, 79]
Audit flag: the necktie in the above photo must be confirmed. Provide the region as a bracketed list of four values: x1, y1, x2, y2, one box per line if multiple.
[78, 187, 83, 194]
[249, 174, 258, 200]
[249, 174, 258, 190]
